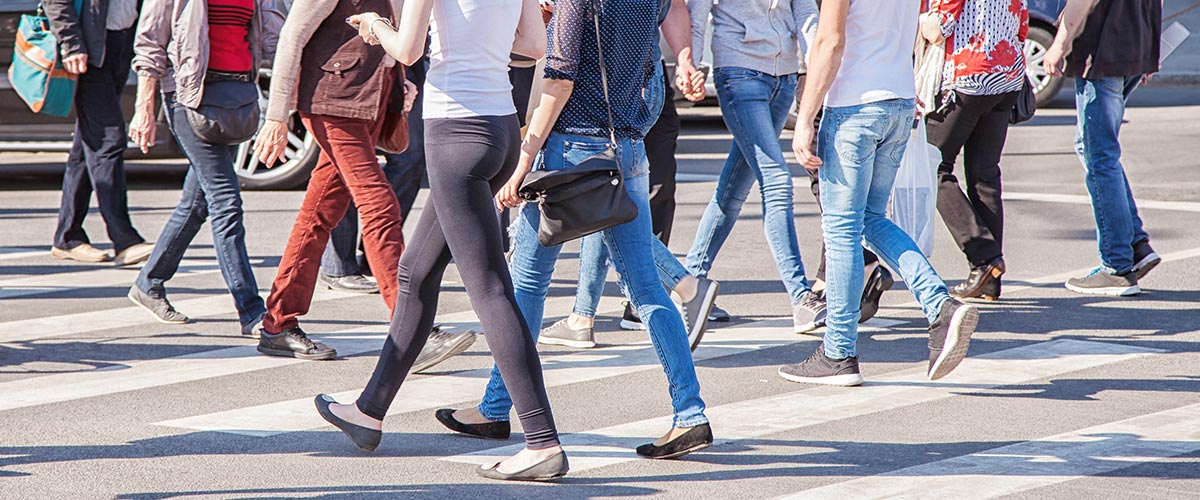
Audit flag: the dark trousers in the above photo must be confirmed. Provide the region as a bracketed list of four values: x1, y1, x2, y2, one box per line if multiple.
[356, 115, 558, 450]
[646, 71, 680, 244]
[264, 113, 405, 333]
[925, 90, 1018, 267]
[136, 93, 266, 327]
[54, 28, 144, 253]
[321, 59, 427, 277]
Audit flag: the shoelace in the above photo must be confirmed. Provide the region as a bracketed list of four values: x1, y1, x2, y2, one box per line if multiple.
[288, 330, 318, 350]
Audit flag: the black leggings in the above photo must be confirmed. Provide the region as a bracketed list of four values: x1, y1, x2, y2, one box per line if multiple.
[356, 114, 559, 449]
[926, 90, 1019, 267]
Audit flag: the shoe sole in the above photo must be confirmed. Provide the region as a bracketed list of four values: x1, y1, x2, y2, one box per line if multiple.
[127, 290, 190, 324]
[793, 320, 824, 335]
[257, 345, 338, 361]
[411, 331, 477, 373]
[928, 304, 979, 381]
[1133, 253, 1161, 281]
[1064, 281, 1141, 297]
[859, 267, 894, 323]
[639, 442, 712, 460]
[619, 319, 646, 331]
[538, 336, 596, 349]
[51, 248, 111, 263]
[113, 253, 152, 267]
[687, 281, 720, 351]
[776, 367, 864, 386]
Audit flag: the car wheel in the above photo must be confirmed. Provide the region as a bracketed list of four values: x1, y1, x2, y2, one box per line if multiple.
[233, 93, 319, 190]
[1024, 25, 1065, 108]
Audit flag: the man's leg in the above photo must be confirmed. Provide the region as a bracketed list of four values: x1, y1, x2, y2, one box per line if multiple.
[86, 29, 143, 253]
[645, 68, 680, 244]
[1074, 77, 1137, 274]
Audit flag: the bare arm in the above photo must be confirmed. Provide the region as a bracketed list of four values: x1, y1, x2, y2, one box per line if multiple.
[128, 0, 175, 153]
[512, 0, 549, 59]
[791, 0, 849, 170]
[662, 0, 703, 99]
[1044, 0, 1101, 76]
[495, 79, 576, 209]
[351, 0, 434, 66]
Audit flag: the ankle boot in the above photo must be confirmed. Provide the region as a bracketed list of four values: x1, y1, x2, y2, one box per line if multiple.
[950, 258, 1005, 301]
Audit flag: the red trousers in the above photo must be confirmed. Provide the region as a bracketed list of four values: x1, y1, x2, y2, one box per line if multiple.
[263, 113, 404, 333]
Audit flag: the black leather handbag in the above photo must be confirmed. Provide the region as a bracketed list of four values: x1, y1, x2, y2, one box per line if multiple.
[517, 5, 638, 247]
[186, 74, 261, 145]
[1010, 75, 1037, 124]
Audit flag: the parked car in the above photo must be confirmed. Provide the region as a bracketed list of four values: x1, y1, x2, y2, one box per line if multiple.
[0, 0, 319, 190]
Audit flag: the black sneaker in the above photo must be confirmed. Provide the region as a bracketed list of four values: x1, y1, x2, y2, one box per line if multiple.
[619, 302, 645, 331]
[1065, 268, 1140, 297]
[707, 304, 731, 322]
[927, 299, 978, 380]
[319, 273, 380, 294]
[127, 286, 190, 324]
[1132, 241, 1161, 281]
[777, 347, 864, 386]
[411, 326, 477, 373]
[860, 263, 895, 322]
[538, 318, 596, 349]
[681, 279, 719, 351]
[257, 327, 337, 360]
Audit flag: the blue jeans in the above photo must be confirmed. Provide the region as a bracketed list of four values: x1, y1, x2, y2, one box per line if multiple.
[480, 132, 708, 428]
[686, 67, 810, 305]
[818, 99, 949, 359]
[1074, 76, 1150, 275]
[136, 93, 266, 327]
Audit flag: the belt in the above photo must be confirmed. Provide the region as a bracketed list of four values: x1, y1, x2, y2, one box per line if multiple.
[205, 70, 253, 83]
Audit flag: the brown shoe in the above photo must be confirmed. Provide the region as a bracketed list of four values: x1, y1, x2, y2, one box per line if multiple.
[50, 243, 112, 263]
[113, 242, 155, 267]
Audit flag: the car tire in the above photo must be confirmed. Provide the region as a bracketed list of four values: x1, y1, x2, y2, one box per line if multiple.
[234, 97, 320, 191]
[1024, 25, 1065, 108]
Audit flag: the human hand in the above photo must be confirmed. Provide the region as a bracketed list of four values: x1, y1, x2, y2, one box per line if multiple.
[792, 120, 821, 170]
[495, 159, 533, 211]
[347, 13, 384, 45]
[675, 63, 706, 101]
[63, 53, 88, 74]
[253, 119, 290, 166]
[403, 79, 418, 113]
[540, 0, 553, 24]
[128, 109, 157, 154]
[1043, 42, 1066, 77]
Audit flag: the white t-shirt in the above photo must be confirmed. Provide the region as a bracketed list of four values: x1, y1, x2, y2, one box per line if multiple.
[423, 0, 521, 119]
[825, 0, 920, 108]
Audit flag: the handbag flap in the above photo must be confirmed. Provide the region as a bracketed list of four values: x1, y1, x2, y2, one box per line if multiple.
[198, 80, 259, 109]
[518, 149, 619, 199]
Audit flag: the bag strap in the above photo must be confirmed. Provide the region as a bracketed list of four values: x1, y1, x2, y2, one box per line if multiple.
[591, 1, 617, 148]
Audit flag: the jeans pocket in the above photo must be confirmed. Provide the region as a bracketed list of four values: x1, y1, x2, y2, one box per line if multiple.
[561, 139, 612, 170]
[715, 67, 760, 87]
[831, 111, 890, 166]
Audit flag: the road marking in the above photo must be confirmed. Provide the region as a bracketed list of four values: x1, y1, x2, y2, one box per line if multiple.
[0, 249, 48, 261]
[0, 258, 229, 300]
[778, 402, 1200, 500]
[0, 294, 623, 413]
[441, 340, 1161, 472]
[154, 318, 901, 437]
[1003, 191, 1200, 213]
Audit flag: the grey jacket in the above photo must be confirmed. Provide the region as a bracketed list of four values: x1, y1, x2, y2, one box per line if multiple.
[688, 0, 819, 76]
[42, 0, 108, 66]
[132, 0, 283, 108]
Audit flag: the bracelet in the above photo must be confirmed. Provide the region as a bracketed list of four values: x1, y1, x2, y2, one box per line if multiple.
[368, 18, 394, 41]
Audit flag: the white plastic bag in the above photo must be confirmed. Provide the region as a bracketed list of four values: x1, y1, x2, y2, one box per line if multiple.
[888, 121, 941, 257]
[914, 38, 945, 116]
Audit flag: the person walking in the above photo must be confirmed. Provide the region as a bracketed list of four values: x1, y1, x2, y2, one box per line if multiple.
[1044, 0, 1162, 296]
[922, 0, 1028, 301]
[312, 0, 569, 481]
[250, 0, 416, 361]
[685, 0, 825, 334]
[435, 0, 714, 462]
[45, 0, 153, 265]
[125, 0, 281, 333]
[783, 0, 980, 386]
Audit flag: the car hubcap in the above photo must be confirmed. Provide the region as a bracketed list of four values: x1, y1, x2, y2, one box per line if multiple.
[1024, 40, 1051, 94]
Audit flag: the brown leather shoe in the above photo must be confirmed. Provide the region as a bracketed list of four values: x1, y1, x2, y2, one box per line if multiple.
[50, 243, 112, 263]
[950, 258, 1005, 301]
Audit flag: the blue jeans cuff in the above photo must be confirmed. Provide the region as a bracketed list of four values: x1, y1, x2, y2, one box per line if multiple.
[477, 404, 511, 422]
[674, 414, 710, 428]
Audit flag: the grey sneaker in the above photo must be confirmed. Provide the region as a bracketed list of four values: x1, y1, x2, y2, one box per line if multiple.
[412, 326, 477, 373]
[257, 327, 337, 360]
[1065, 269, 1140, 296]
[318, 273, 380, 294]
[241, 313, 264, 339]
[793, 291, 827, 334]
[538, 318, 596, 349]
[778, 347, 864, 386]
[1132, 241, 1161, 281]
[927, 299, 979, 381]
[681, 279, 719, 351]
[127, 286, 190, 324]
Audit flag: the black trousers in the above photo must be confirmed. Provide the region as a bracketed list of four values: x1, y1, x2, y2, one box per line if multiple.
[925, 90, 1019, 267]
[645, 63, 680, 244]
[356, 115, 558, 449]
[54, 29, 144, 253]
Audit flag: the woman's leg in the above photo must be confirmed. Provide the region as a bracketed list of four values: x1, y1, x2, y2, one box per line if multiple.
[959, 92, 1018, 263]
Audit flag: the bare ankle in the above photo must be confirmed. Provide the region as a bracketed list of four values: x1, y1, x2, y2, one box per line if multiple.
[567, 313, 594, 329]
[674, 276, 698, 302]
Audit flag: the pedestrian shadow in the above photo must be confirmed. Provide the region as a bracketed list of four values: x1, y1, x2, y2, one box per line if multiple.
[115, 483, 657, 500]
[0, 336, 243, 374]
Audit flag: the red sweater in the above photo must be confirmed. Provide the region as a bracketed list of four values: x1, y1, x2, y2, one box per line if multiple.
[208, 0, 254, 73]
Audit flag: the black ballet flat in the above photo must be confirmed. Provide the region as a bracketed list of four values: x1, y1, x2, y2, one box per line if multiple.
[315, 394, 381, 451]
[476, 450, 569, 482]
[635, 423, 714, 460]
[435, 408, 511, 440]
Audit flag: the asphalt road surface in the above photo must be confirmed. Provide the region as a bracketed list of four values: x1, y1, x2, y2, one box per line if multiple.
[1, 88, 1199, 500]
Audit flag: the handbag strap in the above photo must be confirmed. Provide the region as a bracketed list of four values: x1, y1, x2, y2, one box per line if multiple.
[591, 1, 617, 148]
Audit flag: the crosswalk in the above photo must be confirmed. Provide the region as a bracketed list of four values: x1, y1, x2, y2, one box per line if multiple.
[2, 249, 1199, 498]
